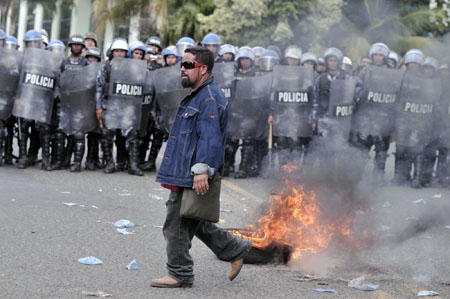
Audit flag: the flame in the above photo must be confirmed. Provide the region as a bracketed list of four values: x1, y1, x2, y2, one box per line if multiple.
[230, 165, 371, 260]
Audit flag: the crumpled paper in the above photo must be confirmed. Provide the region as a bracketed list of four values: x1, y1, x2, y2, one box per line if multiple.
[348, 276, 379, 291]
[126, 259, 138, 270]
[114, 220, 134, 228]
[116, 228, 134, 235]
[78, 256, 103, 265]
[314, 288, 337, 293]
[417, 290, 439, 296]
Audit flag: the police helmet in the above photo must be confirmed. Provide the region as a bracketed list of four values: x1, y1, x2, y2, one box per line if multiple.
[388, 52, 399, 66]
[0, 29, 6, 41]
[162, 45, 177, 57]
[85, 47, 102, 61]
[39, 28, 49, 45]
[259, 50, 279, 72]
[342, 56, 353, 72]
[300, 52, 318, 68]
[440, 64, 449, 71]
[145, 36, 162, 50]
[267, 45, 282, 58]
[128, 40, 147, 59]
[369, 42, 389, 58]
[235, 46, 255, 61]
[318, 57, 325, 66]
[111, 38, 128, 52]
[23, 30, 43, 48]
[284, 45, 302, 60]
[176, 37, 195, 57]
[403, 49, 425, 65]
[324, 47, 344, 65]
[47, 40, 65, 54]
[252, 46, 265, 57]
[219, 44, 236, 56]
[68, 34, 85, 47]
[201, 33, 222, 46]
[84, 32, 98, 46]
[423, 57, 439, 71]
[5, 36, 20, 50]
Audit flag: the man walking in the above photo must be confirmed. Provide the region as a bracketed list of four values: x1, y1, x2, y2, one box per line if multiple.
[152, 46, 251, 288]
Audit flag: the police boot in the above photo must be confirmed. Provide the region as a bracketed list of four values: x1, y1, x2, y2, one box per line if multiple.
[412, 154, 426, 189]
[141, 137, 162, 172]
[4, 127, 14, 165]
[393, 149, 411, 186]
[234, 140, 253, 179]
[0, 128, 5, 166]
[101, 135, 115, 174]
[40, 127, 52, 171]
[435, 149, 450, 187]
[17, 127, 29, 169]
[64, 135, 73, 169]
[27, 127, 40, 166]
[51, 132, 66, 170]
[373, 151, 388, 185]
[70, 139, 85, 173]
[115, 134, 127, 171]
[128, 140, 144, 176]
[85, 133, 97, 171]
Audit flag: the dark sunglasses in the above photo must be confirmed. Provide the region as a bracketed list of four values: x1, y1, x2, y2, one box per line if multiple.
[180, 61, 205, 69]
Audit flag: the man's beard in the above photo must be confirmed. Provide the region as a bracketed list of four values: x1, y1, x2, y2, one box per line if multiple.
[181, 76, 191, 88]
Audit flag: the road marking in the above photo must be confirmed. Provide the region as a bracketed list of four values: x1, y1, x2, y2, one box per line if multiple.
[222, 179, 265, 204]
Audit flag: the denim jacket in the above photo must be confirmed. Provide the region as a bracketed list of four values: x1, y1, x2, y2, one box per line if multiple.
[156, 77, 228, 187]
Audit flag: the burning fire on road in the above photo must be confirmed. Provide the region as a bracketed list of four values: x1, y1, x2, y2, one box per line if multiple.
[229, 164, 374, 264]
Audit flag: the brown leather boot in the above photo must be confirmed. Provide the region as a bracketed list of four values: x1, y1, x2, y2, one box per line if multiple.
[151, 276, 192, 288]
[228, 258, 244, 281]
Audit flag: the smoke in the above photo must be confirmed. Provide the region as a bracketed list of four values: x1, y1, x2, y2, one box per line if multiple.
[256, 132, 450, 283]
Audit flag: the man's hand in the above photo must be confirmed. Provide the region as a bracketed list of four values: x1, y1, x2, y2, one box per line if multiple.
[151, 112, 156, 121]
[268, 115, 273, 124]
[193, 174, 209, 195]
[96, 109, 103, 128]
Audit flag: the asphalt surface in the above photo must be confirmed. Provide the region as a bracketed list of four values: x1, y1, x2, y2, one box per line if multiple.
[1, 150, 450, 298]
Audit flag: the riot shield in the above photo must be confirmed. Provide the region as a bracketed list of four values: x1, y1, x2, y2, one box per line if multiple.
[437, 75, 450, 148]
[0, 48, 22, 120]
[13, 48, 62, 123]
[139, 70, 155, 137]
[353, 66, 404, 137]
[59, 63, 101, 135]
[153, 63, 190, 134]
[324, 78, 356, 141]
[104, 58, 147, 130]
[271, 65, 314, 138]
[212, 62, 235, 100]
[395, 72, 440, 148]
[228, 73, 273, 139]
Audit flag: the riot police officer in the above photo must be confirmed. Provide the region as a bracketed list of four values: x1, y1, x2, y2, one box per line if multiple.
[201, 33, 222, 59]
[83, 46, 103, 171]
[352, 43, 393, 184]
[252, 46, 265, 71]
[176, 37, 195, 58]
[141, 46, 178, 171]
[414, 56, 440, 188]
[316, 57, 326, 75]
[284, 45, 302, 66]
[394, 49, 429, 186]
[16, 30, 44, 169]
[388, 52, 399, 69]
[301, 52, 319, 77]
[217, 44, 236, 62]
[230, 46, 259, 178]
[145, 36, 163, 70]
[84, 32, 98, 49]
[56, 34, 89, 172]
[96, 38, 145, 176]
[0, 35, 20, 166]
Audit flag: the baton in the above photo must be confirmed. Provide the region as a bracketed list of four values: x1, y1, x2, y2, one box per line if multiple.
[268, 122, 273, 170]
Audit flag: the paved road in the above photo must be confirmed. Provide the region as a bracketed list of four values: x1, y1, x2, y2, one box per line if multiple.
[1, 158, 450, 298]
